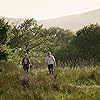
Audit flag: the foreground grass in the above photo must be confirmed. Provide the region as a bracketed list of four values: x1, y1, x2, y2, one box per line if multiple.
[0, 61, 100, 100]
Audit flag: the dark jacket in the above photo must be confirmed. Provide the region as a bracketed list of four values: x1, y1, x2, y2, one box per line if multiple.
[22, 57, 30, 65]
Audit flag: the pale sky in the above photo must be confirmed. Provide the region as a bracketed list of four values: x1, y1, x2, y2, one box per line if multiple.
[0, 0, 100, 20]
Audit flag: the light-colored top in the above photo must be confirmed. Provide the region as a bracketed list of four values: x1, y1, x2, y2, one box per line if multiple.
[45, 55, 55, 65]
[24, 58, 28, 64]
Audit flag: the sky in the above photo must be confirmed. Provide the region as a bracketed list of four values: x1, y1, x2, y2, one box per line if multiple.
[0, 0, 100, 20]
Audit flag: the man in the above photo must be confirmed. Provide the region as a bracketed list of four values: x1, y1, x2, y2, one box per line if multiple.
[22, 53, 30, 72]
[45, 52, 56, 74]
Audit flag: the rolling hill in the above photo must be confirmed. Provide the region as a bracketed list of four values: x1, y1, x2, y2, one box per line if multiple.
[38, 8, 100, 31]
[1, 8, 100, 31]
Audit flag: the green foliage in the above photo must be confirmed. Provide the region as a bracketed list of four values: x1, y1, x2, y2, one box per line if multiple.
[1, 17, 100, 66]
[1, 61, 100, 100]
[42, 27, 74, 53]
[0, 18, 10, 45]
[8, 19, 75, 64]
[76, 24, 100, 59]
[9, 19, 44, 54]
[0, 18, 12, 61]
[0, 51, 7, 61]
[1, 18, 100, 100]
[55, 24, 100, 67]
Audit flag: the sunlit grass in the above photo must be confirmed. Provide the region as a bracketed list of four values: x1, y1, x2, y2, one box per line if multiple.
[0, 61, 100, 100]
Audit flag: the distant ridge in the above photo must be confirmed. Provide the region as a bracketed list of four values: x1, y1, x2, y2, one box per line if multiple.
[38, 8, 100, 31]
[1, 8, 100, 31]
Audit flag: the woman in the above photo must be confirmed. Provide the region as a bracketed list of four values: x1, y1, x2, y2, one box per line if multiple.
[22, 53, 30, 72]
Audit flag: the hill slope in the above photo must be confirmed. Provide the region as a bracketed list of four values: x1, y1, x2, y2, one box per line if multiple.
[1, 8, 100, 31]
[38, 8, 100, 31]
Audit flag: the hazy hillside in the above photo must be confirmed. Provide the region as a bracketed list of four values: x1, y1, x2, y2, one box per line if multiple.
[38, 8, 100, 31]
[1, 8, 100, 31]
[4, 17, 25, 26]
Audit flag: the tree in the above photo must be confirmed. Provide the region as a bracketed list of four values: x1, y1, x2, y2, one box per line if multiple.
[72, 24, 100, 66]
[76, 24, 100, 59]
[0, 18, 11, 60]
[41, 27, 74, 53]
[0, 18, 10, 44]
[55, 24, 100, 67]
[9, 19, 44, 54]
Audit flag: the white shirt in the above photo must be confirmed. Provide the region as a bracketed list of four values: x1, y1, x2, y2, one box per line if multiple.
[24, 58, 28, 64]
[45, 55, 55, 65]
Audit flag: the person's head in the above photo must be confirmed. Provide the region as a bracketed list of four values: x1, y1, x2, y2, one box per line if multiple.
[24, 53, 28, 58]
[47, 52, 51, 57]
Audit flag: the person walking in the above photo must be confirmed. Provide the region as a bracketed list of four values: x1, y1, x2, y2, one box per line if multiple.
[45, 52, 56, 74]
[22, 53, 30, 73]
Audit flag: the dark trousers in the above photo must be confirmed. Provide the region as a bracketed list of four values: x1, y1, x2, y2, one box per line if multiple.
[48, 64, 54, 74]
[23, 64, 29, 72]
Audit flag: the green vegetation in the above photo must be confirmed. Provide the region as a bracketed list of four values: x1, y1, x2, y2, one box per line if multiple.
[0, 18, 11, 61]
[0, 61, 100, 100]
[0, 18, 100, 67]
[0, 17, 100, 99]
[0, 17, 100, 66]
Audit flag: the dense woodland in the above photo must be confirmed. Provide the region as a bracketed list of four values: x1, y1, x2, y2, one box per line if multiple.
[0, 18, 100, 67]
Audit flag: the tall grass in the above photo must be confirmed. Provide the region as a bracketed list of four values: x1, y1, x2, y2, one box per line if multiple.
[0, 61, 100, 100]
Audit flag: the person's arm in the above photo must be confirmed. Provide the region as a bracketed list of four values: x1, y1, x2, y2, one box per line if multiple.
[54, 60, 56, 67]
[27, 58, 30, 64]
[52, 56, 55, 61]
[52, 56, 56, 66]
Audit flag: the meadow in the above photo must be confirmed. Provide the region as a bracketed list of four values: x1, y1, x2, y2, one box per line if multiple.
[0, 61, 100, 100]
[0, 11, 100, 100]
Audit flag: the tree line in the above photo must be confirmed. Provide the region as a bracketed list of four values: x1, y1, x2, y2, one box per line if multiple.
[0, 18, 100, 67]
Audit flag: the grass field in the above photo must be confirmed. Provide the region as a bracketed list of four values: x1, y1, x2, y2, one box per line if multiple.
[0, 61, 100, 100]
